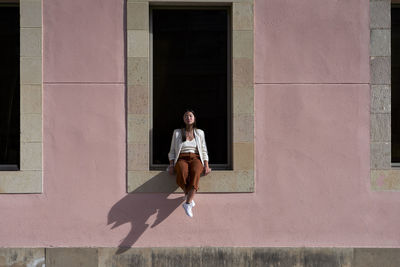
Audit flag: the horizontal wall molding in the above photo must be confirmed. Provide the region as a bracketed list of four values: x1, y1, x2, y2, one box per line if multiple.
[2, 247, 400, 266]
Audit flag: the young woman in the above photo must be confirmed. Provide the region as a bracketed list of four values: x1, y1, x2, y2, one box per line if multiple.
[167, 110, 211, 217]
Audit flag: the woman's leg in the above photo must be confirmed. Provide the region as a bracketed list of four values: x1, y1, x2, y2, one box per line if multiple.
[186, 156, 203, 203]
[175, 158, 189, 193]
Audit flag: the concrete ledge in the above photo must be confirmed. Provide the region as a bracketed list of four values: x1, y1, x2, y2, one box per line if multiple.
[127, 170, 254, 193]
[3, 247, 400, 266]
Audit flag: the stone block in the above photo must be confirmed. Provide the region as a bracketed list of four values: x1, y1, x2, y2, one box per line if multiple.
[128, 57, 149, 86]
[20, 0, 42, 28]
[151, 248, 202, 267]
[354, 248, 400, 267]
[200, 247, 253, 267]
[371, 142, 391, 169]
[20, 142, 42, 171]
[370, 113, 390, 142]
[370, 56, 390, 85]
[21, 84, 42, 114]
[370, 29, 390, 57]
[233, 2, 253, 30]
[233, 58, 253, 87]
[252, 248, 303, 267]
[371, 170, 400, 190]
[46, 248, 98, 267]
[98, 248, 152, 267]
[303, 248, 353, 267]
[233, 113, 254, 143]
[0, 171, 42, 193]
[20, 28, 42, 57]
[233, 30, 253, 59]
[371, 85, 390, 113]
[128, 30, 149, 57]
[20, 57, 42, 85]
[0, 248, 45, 266]
[233, 142, 254, 170]
[21, 113, 42, 142]
[370, 1, 390, 29]
[233, 86, 253, 114]
[128, 143, 149, 171]
[128, 114, 149, 144]
[128, 85, 149, 114]
[127, 2, 149, 30]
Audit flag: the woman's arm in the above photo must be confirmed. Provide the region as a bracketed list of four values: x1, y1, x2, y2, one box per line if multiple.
[203, 160, 211, 175]
[168, 160, 174, 175]
[168, 131, 176, 174]
[168, 130, 176, 163]
[200, 130, 209, 162]
[200, 130, 211, 175]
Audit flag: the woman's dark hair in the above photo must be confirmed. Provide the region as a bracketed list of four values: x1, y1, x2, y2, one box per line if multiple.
[181, 109, 197, 142]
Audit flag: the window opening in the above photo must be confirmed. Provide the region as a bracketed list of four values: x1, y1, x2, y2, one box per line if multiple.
[150, 7, 231, 170]
[0, 2, 20, 171]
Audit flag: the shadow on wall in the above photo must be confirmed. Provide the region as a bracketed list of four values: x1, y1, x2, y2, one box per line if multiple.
[108, 173, 181, 254]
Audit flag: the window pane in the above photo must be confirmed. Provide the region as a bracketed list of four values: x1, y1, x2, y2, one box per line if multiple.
[0, 5, 20, 168]
[152, 9, 229, 166]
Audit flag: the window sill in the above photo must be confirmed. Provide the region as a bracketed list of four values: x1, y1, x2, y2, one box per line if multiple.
[128, 170, 254, 193]
[0, 170, 42, 193]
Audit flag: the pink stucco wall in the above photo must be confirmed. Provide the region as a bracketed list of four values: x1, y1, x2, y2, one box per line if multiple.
[1, 0, 400, 247]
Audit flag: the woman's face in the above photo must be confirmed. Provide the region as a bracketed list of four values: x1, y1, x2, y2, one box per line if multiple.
[183, 111, 195, 126]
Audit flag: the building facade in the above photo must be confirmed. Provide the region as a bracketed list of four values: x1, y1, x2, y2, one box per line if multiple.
[0, 0, 400, 265]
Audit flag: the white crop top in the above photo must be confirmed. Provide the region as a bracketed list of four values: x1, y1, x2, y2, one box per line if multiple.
[180, 138, 198, 154]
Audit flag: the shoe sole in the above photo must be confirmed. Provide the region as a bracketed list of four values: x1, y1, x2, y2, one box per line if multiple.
[182, 203, 193, 218]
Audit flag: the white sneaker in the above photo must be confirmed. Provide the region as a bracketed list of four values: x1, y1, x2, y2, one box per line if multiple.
[185, 195, 195, 207]
[182, 202, 193, 218]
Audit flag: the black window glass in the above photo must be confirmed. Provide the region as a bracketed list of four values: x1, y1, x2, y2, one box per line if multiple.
[392, 6, 400, 163]
[0, 4, 19, 169]
[152, 8, 230, 167]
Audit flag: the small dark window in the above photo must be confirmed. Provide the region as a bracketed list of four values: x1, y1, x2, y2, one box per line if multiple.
[151, 7, 231, 169]
[0, 3, 20, 170]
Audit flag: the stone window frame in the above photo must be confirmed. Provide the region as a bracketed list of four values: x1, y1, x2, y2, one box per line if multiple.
[127, 0, 254, 193]
[370, 0, 400, 190]
[0, 0, 42, 193]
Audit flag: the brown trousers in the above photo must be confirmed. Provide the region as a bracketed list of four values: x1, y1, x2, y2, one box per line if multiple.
[175, 153, 203, 193]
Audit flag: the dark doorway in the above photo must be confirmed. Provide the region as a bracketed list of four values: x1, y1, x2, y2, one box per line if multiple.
[151, 7, 231, 169]
[0, 3, 20, 170]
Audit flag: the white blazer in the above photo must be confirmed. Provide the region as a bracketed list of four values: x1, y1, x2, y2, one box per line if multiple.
[168, 128, 209, 166]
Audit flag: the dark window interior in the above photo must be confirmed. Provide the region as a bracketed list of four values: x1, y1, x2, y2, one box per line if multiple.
[0, 4, 20, 170]
[152, 8, 230, 168]
[392, 6, 400, 163]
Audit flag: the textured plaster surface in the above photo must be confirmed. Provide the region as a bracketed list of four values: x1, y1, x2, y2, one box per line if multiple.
[254, 0, 369, 83]
[1, 0, 400, 248]
[43, 0, 124, 82]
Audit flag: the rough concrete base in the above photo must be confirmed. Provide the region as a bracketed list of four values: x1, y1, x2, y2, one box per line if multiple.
[1, 247, 400, 266]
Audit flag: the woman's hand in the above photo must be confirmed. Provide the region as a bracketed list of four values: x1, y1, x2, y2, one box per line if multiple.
[204, 166, 211, 175]
[168, 165, 174, 175]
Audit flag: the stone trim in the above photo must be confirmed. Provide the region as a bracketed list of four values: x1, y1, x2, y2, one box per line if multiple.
[2, 247, 400, 266]
[0, 0, 43, 193]
[369, 0, 400, 190]
[127, 1, 254, 192]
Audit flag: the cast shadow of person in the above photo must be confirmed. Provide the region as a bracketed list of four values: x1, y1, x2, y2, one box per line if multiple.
[108, 172, 182, 254]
